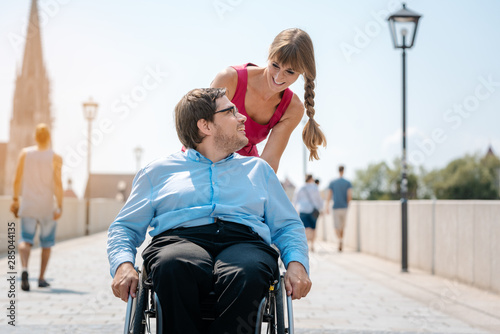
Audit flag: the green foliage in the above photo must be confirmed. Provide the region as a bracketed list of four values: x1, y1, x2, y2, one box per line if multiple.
[353, 151, 500, 200]
[426, 153, 500, 199]
[352, 158, 418, 200]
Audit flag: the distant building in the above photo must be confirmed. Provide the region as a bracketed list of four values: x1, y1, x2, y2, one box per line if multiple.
[280, 177, 296, 202]
[84, 173, 135, 201]
[2, 0, 53, 195]
[0, 143, 6, 195]
[485, 144, 497, 158]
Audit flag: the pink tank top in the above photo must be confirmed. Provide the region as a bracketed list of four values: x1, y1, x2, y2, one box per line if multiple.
[231, 63, 293, 157]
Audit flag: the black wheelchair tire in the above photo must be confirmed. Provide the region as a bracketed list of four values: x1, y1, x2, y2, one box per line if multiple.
[275, 276, 285, 334]
[133, 270, 148, 334]
[255, 296, 267, 334]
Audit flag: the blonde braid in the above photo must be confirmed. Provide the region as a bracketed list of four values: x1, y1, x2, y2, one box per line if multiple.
[302, 76, 326, 160]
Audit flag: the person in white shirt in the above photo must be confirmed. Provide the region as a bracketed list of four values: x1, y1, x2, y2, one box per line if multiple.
[293, 174, 323, 252]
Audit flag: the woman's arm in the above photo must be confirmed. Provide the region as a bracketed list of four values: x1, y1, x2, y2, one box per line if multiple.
[260, 94, 304, 172]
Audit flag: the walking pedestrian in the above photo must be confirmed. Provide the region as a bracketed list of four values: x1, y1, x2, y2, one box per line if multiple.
[326, 165, 352, 252]
[10, 123, 63, 291]
[293, 174, 323, 252]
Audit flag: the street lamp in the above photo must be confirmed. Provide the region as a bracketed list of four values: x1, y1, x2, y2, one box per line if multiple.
[387, 3, 422, 272]
[116, 180, 127, 202]
[83, 97, 98, 236]
[134, 146, 143, 172]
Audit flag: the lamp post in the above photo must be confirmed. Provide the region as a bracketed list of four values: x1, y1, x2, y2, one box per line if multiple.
[117, 180, 127, 202]
[134, 146, 143, 172]
[387, 3, 422, 272]
[83, 98, 98, 236]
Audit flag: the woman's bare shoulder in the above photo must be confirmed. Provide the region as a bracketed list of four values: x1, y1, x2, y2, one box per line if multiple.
[211, 67, 238, 99]
[283, 92, 305, 121]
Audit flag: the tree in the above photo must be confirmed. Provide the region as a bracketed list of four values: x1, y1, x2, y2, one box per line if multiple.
[424, 153, 500, 200]
[353, 162, 391, 200]
[353, 159, 418, 200]
[354, 150, 500, 200]
[387, 157, 419, 199]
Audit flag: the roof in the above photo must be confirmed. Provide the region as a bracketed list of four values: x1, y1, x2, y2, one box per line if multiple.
[486, 145, 496, 157]
[84, 173, 136, 200]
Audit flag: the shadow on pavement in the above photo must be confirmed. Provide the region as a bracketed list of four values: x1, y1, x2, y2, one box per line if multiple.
[30, 288, 88, 295]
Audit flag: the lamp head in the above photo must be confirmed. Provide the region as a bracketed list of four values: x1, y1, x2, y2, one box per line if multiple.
[83, 97, 98, 120]
[387, 3, 422, 49]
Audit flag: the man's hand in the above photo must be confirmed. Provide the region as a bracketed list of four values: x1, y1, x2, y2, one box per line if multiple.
[111, 262, 139, 302]
[284, 261, 312, 300]
[53, 208, 62, 220]
[10, 201, 19, 218]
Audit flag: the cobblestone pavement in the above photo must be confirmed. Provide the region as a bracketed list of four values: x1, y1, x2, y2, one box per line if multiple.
[1, 231, 499, 333]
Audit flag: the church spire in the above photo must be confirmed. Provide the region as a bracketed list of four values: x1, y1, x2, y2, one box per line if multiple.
[3, 0, 52, 195]
[12, 0, 51, 126]
[21, 0, 47, 80]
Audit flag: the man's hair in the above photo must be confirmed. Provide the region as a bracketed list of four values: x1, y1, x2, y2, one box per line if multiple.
[175, 88, 227, 149]
[305, 174, 314, 182]
[35, 123, 51, 145]
[339, 165, 345, 173]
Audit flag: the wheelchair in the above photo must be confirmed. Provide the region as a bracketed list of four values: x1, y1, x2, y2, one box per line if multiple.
[124, 265, 294, 334]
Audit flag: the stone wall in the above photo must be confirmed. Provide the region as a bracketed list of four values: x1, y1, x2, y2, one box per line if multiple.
[316, 200, 500, 294]
[0, 196, 123, 252]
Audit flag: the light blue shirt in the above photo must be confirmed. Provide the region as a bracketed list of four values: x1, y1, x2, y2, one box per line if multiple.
[293, 183, 323, 214]
[107, 149, 309, 277]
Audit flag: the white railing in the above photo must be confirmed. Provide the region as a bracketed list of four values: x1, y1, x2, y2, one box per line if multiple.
[316, 200, 500, 294]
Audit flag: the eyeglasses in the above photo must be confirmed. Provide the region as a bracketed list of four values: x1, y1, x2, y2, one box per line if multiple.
[214, 106, 239, 117]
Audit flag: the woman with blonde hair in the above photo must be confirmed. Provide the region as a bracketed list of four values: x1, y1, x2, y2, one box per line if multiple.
[211, 28, 326, 172]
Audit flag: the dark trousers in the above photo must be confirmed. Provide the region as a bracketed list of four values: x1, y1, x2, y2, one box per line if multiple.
[142, 219, 279, 334]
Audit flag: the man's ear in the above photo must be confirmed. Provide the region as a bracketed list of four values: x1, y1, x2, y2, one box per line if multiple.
[197, 118, 212, 137]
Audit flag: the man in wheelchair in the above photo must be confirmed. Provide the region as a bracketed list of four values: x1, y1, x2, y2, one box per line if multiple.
[107, 88, 311, 333]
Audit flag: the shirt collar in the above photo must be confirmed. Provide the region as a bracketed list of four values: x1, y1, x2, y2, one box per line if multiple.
[185, 148, 235, 163]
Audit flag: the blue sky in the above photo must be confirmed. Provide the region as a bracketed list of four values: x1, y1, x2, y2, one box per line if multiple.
[1, 0, 499, 197]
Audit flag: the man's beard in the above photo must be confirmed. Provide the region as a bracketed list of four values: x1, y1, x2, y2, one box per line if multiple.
[213, 125, 248, 154]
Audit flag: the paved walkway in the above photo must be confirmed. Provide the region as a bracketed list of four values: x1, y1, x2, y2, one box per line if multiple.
[1, 231, 499, 333]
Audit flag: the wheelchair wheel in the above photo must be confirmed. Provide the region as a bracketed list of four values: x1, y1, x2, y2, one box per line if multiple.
[275, 276, 285, 334]
[255, 296, 267, 334]
[256, 277, 287, 334]
[132, 269, 148, 334]
[154, 293, 163, 334]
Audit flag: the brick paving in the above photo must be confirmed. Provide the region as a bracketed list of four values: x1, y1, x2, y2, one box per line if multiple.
[1, 231, 499, 333]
